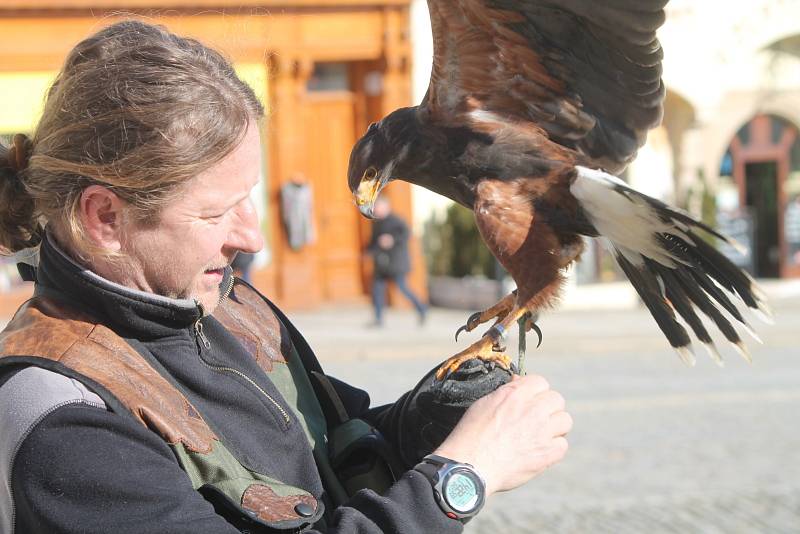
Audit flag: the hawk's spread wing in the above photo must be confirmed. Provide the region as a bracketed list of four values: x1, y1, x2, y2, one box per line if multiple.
[423, 0, 668, 173]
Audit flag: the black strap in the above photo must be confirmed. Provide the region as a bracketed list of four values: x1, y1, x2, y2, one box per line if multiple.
[412, 460, 439, 484]
[309, 371, 350, 426]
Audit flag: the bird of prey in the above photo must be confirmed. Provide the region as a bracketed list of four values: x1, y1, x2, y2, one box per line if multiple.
[348, 0, 770, 379]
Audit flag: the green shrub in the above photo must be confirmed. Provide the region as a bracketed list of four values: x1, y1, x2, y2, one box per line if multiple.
[423, 202, 497, 278]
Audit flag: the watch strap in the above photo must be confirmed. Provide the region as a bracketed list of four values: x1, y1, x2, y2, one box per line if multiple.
[414, 460, 440, 484]
[413, 454, 485, 523]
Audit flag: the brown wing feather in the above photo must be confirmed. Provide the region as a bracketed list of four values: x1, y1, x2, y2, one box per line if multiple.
[424, 0, 668, 173]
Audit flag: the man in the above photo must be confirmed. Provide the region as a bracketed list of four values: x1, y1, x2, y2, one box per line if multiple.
[0, 21, 572, 533]
[367, 197, 427, 326]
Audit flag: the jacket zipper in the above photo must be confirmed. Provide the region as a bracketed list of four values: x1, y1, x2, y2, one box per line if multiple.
[193, 313, 291, 427]
[218, 271, 235, 305]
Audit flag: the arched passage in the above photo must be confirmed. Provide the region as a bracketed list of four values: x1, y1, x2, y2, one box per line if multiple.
[719, 113, 800, 278]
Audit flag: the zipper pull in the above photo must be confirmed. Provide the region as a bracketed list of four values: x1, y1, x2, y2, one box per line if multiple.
[195, 320, 211, 350]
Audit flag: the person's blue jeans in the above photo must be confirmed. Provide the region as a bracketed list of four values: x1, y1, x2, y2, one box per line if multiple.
[372, 275, 426, 324]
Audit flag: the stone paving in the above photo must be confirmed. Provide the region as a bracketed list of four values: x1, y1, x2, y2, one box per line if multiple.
[291, 288, 800, 534]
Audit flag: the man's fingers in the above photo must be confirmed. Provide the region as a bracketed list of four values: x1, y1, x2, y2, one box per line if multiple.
[512, 374, 550, 395]
[531, 389, 565, 415]
[490, 374, 548, 404]
[550, 436, 569, 460]
[550, 410, 573, 436]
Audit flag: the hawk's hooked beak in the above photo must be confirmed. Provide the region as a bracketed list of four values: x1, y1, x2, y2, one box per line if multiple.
[354, 173, 384, 219]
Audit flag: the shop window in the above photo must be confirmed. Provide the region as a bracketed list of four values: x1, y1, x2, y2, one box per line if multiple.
[307, 63, 350, 92]
[736, 122, 750, 147]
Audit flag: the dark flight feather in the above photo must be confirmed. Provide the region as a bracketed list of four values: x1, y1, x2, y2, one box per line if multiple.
[571, 166, 767, 361]
[615, 252, 692, 355]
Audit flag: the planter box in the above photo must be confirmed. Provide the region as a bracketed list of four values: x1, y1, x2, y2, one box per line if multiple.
[428, 275, 511, 310]
[429, 272, 641, 312]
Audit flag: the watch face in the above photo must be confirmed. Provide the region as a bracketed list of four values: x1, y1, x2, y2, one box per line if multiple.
[443, 470, 480, 513]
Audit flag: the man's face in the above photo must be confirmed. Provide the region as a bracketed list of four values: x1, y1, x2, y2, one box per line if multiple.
[118, 125, 264, 313]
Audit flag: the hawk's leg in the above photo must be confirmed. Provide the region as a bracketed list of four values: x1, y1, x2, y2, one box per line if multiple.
[454, 290, 517, 341]
[436, 304, 534, 381]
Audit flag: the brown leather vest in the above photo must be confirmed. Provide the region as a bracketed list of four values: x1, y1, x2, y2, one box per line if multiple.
[0, 281, 324, 532]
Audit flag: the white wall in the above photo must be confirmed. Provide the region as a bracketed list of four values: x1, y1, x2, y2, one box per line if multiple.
[409, 0, 450, 233]
[659, 0, 800, 189]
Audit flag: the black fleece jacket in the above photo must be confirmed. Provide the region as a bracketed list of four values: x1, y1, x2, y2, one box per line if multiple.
[4, 236, 463, 534]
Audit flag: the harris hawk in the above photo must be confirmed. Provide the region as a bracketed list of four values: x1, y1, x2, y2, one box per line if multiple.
[348, 0, 770, 379]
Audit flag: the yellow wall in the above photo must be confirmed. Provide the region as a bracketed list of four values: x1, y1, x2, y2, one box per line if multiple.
[0, 71, 55, 134]
[236, 63, 269, 110]
[0, 64, 267, 135]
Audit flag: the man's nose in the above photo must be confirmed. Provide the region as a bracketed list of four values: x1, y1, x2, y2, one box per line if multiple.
[229, 198, 264, 253]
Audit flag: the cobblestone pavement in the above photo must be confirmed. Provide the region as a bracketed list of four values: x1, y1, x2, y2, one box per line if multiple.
[292, 292, 800, 534]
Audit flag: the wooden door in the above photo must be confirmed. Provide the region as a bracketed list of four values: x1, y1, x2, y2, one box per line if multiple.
[305, 92, 365, 301]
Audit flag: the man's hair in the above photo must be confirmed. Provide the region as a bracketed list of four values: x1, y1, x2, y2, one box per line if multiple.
[0, 20, 264, 259]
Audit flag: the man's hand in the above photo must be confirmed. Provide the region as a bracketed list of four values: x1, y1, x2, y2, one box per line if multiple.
[432, 374, 572, 496]
[377, 233, 394, 250]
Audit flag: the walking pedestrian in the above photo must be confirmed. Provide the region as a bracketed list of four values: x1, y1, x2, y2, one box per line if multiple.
[366, 197, 427, 326]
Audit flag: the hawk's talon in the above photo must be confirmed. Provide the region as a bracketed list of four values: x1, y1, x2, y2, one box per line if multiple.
[454, 311, 484, 342]
[520, 312, 543, 348]
[466, 311, 483, 329]
[529, 321, 543, 348]
[454, 324, 468, 342]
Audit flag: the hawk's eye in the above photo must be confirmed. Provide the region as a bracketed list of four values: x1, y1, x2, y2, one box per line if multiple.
[364, 167, 378, 180]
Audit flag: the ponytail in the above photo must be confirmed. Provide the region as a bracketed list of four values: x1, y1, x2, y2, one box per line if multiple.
[0, 134, 42, 254]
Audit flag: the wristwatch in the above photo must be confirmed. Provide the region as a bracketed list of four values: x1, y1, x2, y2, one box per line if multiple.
[413, 453, 486, 522]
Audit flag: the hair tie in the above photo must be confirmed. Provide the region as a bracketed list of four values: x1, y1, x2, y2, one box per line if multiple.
[7, 134, 32, 173]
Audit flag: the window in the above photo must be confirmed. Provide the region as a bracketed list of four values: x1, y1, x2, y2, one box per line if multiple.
[306, 63, 350, 92]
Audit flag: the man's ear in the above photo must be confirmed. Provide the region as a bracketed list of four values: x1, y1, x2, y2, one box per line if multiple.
[79, 185, 128, 252]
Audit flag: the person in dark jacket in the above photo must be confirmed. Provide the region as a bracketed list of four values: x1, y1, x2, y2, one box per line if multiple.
[0, 21, 572, 534]
[231, 251, 256, 283]
[367, 198, 427, 326]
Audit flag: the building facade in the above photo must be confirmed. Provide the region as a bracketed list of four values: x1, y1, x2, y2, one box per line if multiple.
[658, 0, 800, 279]
[0, 0, 426, 308]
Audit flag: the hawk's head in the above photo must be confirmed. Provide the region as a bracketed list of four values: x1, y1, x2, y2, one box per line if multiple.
[348, 108, 417, 218]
